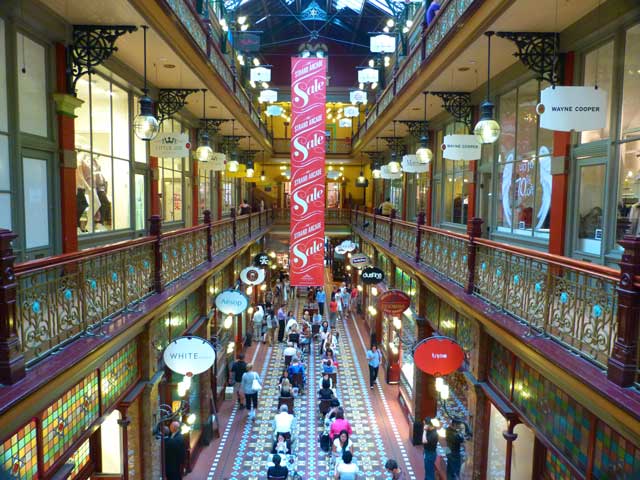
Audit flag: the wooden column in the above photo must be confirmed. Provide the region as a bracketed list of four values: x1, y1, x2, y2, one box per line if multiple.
[466, 218, 484, 294]
[149, 215, 163, 294]
[150, 156, 160, 216]
[426, 162, 433, 227]
[204, 210, 212, 261]
[117, 407, 131, 480]
[192, 153, 199, 225]
[466, 160, 477, 223]
[549, 52, 575, 255]
[415, 211, 425, 263]
[608, 235, 640, 386]
[0, 230, 25, 384]
[54, 44, 83, 253]
[401, 173, 408, 221]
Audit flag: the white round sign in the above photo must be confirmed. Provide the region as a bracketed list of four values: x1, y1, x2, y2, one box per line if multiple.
[163, 336, 216, 376]
[240, 266, 266, 285]
[340, 240, 357, 252]
[335, 246, 347, 255]
[215, 289, 249, 315]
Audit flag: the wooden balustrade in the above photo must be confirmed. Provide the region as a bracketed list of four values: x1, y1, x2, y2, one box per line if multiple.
[352, 209, 638, 388]
[0, 210, 273, 380]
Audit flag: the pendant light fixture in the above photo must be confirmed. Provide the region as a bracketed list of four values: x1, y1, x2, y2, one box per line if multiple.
[195, 89, 213, 162]
[260, 151, 266, 181]
[387, 121, 401, 174]
[227, 119, 239, 172]
[133, 26, 160, 141]
[356, 154, 367, 186]
[415, 92, 433, 163]
[474, 32, 501, 144]
[246, 137, 254, 177]
[372, 138, 382, 178]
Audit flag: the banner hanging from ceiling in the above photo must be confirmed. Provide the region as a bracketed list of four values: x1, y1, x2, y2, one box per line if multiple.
[290, 57, 327, 286]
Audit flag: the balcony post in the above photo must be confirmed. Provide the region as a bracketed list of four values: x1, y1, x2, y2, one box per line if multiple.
[149, 215, 163, 294]
[258, 208, 262, 230]
[389, 209, 396, 248]
[465, 217, 483, 295]
[608, 235, 640, 386]
[415, 211, 425, 263]
[231, 208, 237, 247]
[0, 229, 26, 384]
[204, 210, 213, 262]
[373, 209, 377, 239]
[248, 207, 252, 235]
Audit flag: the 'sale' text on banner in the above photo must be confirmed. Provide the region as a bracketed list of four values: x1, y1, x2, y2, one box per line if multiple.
[290, 57, 327, 286]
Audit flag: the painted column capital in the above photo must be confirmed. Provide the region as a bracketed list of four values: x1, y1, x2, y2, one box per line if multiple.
[52, 93, 84, 117]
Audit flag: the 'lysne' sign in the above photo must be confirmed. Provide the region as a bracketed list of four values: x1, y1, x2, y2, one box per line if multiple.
[413, 336, 465, 376]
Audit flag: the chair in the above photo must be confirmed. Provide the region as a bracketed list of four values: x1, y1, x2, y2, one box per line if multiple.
[278, 396, 294, 414]
[319, 398, 333, 417]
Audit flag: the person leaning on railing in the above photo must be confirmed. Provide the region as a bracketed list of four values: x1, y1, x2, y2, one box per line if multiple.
[378, 198, 394, 216]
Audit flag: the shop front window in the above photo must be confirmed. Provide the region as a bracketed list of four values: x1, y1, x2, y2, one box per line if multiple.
[0, 18, 9, 230]
[495, 79, 553, 240]
[619, 140, 640, 241]
[75, 74, 132, 234]
[577, 163, 605, 255]
[17, 32, 48, 138]
[621, 25, 640, 138]
[581, 41, 614, 144]
[222, 174, 234, 216]
[199, 167, 211, 218]
[389, 178, 402, 215]
[158, 119, 185, 223]
[327, 182, 341, 208]
[415, 172, 429, 217]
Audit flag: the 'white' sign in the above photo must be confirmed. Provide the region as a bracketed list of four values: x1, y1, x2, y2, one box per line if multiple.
[370, 34, 396, 53]
[266, 105, 283, 116]
[240, 266, 266, 285]
[339, 118, 352, 128]
[442, 134, 482, 161]
[402, 154, 429, 173]
[358, 68, 379, 84]
[150, 132, 190, 158]
[250, 66, 271, 82]
[163, 336, 216, 376]
[537, 86, 608, 132]
[210, 152, 226, 171]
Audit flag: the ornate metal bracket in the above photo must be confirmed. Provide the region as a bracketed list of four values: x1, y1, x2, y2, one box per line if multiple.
[430, 92, 472, 131]
[200, 119, 228, 134]
[158, 89, 199, 123]
[220, 135, 248, 153]
[399, 121, 428, 139]
[240, 150, 260, 162]
[67, 25, 137, 95]
[380, 137, 404, 153]
[496, 32, 559, 84]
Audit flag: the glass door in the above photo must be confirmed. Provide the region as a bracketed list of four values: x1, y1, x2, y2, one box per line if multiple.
[572, 157, 607, 261]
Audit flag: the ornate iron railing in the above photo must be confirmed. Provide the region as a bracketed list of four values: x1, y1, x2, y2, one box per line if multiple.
[352, 208, 634, 386]
[5, 210, 272, 367]
[273, 208, 352, 225]
[272, 138, 352, 154]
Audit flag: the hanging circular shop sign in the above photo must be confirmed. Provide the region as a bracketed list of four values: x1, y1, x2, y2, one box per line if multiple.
[361, 266, 385, 284]
[339, 240, 357, 252]
[349, 253, 370, 268]
[413, 336, 465, 376]
[215, 289, 249, 315]
[254, 252, 271, 267]
[163, 336, 216, 376]
[334, 246, 347, 255]
[378, 289, 411, 315]
[240, 266, 266, 285]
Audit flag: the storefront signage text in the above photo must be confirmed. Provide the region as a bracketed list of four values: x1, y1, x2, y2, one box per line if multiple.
[150, 132, 191, 158]
[413, 336, 465, 376]
[215, 289, 249, 315]
[163, 336, 216, 376]
[254, 252, 270, 267]
[537, 86, 608, 132]
[361, 267, 384, 284]
[240, 266, 266, 285]
[401, 154, 429, 173]
[442, 134, 481, 161]
[378, 289, 411, 315]
[349, 253, 370, 268]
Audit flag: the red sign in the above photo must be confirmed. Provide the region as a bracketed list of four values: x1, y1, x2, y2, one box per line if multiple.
[289, 57, 327, 286]
[378, 289, 411, 315]
[413, 336, 465, 376]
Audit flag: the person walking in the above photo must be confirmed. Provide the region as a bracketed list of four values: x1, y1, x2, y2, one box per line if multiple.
[329, 296, 338, 328]
[241, 363, 261, 420]
[446, 421, 466, 480]
[164, 421, 186, 480]
[384, 459, 406, 480]
[316, 287, 326, 316]
[366, 344, 382, 389]
[277, 306, 287, 343]
[265, 308, 277, 345]
[252, 305, 264, 342]
[230, 353, 247, 409]
[422, 417, 439, 480]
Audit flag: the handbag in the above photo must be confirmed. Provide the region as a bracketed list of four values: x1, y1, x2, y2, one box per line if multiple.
[252, 377, 262, 391]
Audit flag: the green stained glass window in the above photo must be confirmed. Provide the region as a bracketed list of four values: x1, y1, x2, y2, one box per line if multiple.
[69, 438, 91, 478]
[101, 341, 139, 409]
[0, 421, 38, 479]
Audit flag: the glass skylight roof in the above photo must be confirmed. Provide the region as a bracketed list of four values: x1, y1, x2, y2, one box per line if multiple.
[335, 0, 366, 14]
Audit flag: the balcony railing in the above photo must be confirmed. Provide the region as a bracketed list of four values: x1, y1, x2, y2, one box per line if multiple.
[273, 138, 352, 155]
[353, 0, 479, 146]
[0, 210, 272, 372]
[272, 208, 352, 226]
[351, 208, 639, 389]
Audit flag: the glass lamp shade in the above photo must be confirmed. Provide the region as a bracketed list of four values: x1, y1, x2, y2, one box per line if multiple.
[133, 96, 159, 141]
[474, 101, 501, 144]
[260, 172, 266, 181]
[372, 168, 381, 179]
[387, 161, 401, 174]
[357, 174, 366, 184]
[227, 160, 239, 172]
[196, 144, 213, 162]
[416, 146, 433, 163]
[246, 168, 254, 177]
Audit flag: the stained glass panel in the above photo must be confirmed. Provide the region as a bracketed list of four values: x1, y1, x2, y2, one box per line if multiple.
[69, 438, 91, 478]
[101, 341, 139, 409]
[0, 421, 38, 479]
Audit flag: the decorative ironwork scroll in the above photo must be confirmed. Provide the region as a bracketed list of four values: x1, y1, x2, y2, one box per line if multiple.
[200, 119, 228, 134]
[430, 92, 472, 131]
[399, 121, 428, 139]
[158, 89, 199, 123]
[496, 32, 559, 84]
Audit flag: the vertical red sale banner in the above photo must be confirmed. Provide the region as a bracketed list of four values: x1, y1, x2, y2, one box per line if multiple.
[289, 57, 327, 286]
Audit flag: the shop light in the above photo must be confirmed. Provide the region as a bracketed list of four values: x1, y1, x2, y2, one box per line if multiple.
[368, 59, 375, 68]
[269, 251, 277, 258]
[430, 418, 441, 428]
[402, 26, 409, 33]
[260, 284, 267, 291]
[220, 18, 228, 32]
[386, 18, 395, 28]
[440, 384, 450, 400]
[253, 57, 260, 67]
[383, 26, 389, 33]
[372, 166, 381, 178]
[249, 80, 256, 88]
[392, 316, 402, 330]
[347, 252, 352, 258]
[187, 413, 197, 425]
[346, 265, 352, 271]
[246, 285, 253, 295]
[437, 428, 447, 438]
[177, 383, 188, 397]
[357, 285, 363, 292]
[223, 315, 233, 329]
[226, 342, 235, 353]
[237, 15, 247, 25]
[368, 305, 378, 316]
[384, 56, 391, 67]
[359, 82, 364, 90]
[416, 92, 433, 163]
[474, 32, 501, 144]
[435, 376, 444, 391]
[228, 160, 239, 172]
[247, 306, 254, 315]
[270, 263, 277, 270]
[209, 285, 214, 294]
[196, 90, 213, 162]
[240, 24, 249, 31]
[182, 375, 192, 388]
[387, 159, 401, 173]
[133, 26, 159, 141]
[370, 82, 378, 90]
[181, 425, 191, 434]
[246, 167, 254, 177]
[260, 170, 266, 182]
[371, 286, 378, 296]
[261, 82, 269, 89]
[406, 20, 413, 28]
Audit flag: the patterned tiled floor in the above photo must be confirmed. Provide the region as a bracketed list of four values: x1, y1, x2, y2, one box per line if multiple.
[207, 280, 401, 479]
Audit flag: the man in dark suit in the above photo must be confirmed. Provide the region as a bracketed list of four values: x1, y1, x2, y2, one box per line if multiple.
[266, 454, 289, 479]
[164, 421, 186, 480]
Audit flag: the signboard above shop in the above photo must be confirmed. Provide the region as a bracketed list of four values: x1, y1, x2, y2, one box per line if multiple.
[215, 289, 249, 315]
[250, 66, 271, 82]
[240, 266, 266, 285]
[361, 266, 384, 284]
[349, 253, 370, 268]
[150, 132, 191, 158]
[260, 89, 278, 103]
[254, 252, 270, 267]
[401, 154, 429, 173]
[378, 289, 411, 315]
[163, 336, 216, 376]
[350, 90, 367, 104]
[370, 34, 396, 53]
[537, 86, 608, 132]
[358, 68, 379, 84]
[413, 336, 465, 376]
[442, 134, 481, 161]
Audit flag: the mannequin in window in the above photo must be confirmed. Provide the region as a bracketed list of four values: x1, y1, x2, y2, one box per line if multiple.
[93, 159, 111, 227]
[628, 202, 640, 236]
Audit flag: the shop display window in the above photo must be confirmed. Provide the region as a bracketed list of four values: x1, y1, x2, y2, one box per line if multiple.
[495, 79, 553, 240]
[134, 174, 145, 231]
[389, 178, 402, 215]
[199, 167, 212, 218]
[415, 172, 429, 217]
[22, 157, 49, 249]
[75, 74, 133, 235]
[618, 140, 640, 245]
[17, 32, 48, 138]
[222, 174, 235, 216]
[576, 163, 605, 255]
[581, 41, 614, 144]
[158, 120, 185, 223]
[0, 20, 10, 230]
[621, 25, 640, 138]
